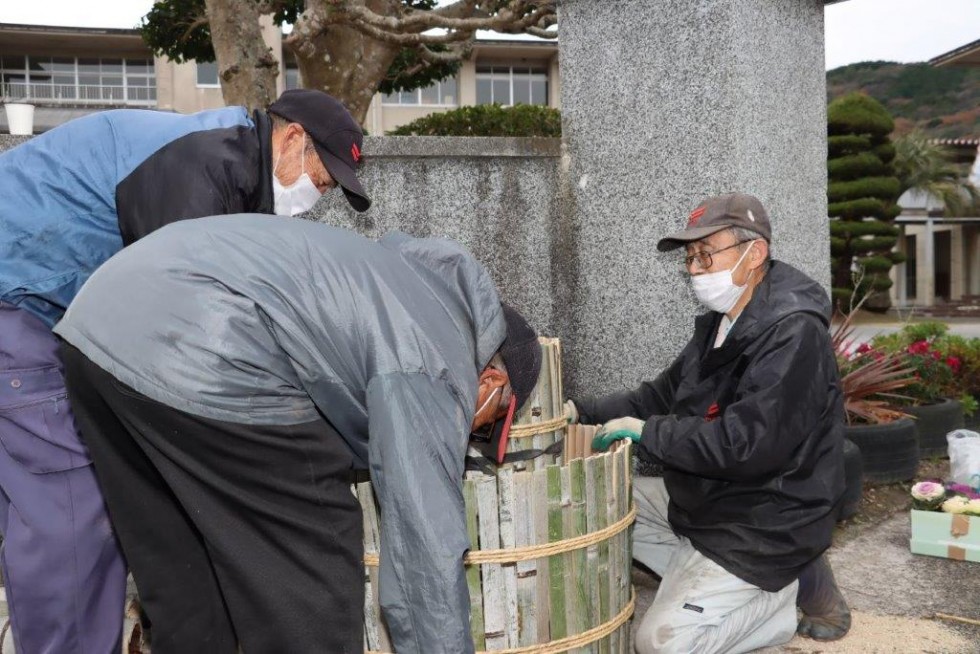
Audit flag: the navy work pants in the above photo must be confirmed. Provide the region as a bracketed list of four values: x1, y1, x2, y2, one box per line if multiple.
[0, 302, 126, 653]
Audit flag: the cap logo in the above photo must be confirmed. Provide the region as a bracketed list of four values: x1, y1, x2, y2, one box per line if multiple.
[688, 206, 706, 227]
[351, 142, 361, 163]
[747, 209, 756, 222]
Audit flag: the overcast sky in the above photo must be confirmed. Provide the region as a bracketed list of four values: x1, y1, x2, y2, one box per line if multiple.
[1, 0, 977, 71]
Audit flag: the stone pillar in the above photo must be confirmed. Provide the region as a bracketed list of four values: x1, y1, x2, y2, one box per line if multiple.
[557, 0, 829, 397]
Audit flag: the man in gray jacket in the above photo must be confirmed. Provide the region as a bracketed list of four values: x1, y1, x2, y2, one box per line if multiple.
[54, 214, 541, 654]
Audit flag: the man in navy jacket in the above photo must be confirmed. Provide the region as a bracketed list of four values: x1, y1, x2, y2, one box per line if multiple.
[0, 89, 368, 653]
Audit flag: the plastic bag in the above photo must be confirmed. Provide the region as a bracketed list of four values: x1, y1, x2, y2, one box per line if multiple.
[947, 429, 980, 489]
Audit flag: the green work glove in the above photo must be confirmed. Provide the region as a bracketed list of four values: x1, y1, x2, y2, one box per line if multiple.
[592, 417, 644, 452]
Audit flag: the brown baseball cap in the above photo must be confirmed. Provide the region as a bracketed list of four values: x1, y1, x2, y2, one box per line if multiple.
[657, 192, 771, 252]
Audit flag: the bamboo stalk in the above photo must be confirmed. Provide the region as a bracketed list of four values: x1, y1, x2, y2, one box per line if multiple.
[513, 470, 538, 646]
[567, 457, 589, 653]
[534, 340, 553, 469]
[497, 467, 520, 646]
[532, 467, 552, 641]
[605, 450, 621, 653]
[357, 481, 390, 652]
[549, 339, 565, 465]
[464, 477, 487, 650]
[547, 464, 567, 640]
[586, 452, 610, 654]
[477, 475, 507, 649]
[357, 485, 377, 652]
[615, 444, 632, 652]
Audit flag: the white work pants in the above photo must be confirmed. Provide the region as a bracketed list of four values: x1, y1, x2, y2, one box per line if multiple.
[632, 477, 798, 654]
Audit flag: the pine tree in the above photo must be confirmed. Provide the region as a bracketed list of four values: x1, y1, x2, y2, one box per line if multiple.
[827, 93, 904, 311]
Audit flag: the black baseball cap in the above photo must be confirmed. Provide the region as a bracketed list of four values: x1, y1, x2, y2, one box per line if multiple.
[657, 192, 771, 252]
[486, 304, 542, 463]
[268, 89, 371, 212]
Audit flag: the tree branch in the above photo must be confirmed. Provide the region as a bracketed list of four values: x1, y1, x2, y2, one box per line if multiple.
[346, 21, 478, 46]
[525, 25, 557, 39]
[323, 0, 556, 35]
[416, 41, 474, 64]
[180, 14, 210, 44]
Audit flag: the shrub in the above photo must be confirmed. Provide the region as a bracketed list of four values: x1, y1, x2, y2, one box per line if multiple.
[388, 104, 562, 137]
[871, 324, 980, 413]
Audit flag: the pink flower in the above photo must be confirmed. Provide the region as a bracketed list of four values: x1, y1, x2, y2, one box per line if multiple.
[856, 343, 872, 355]
[912, 481, 945, 501]
[931, 350, 942, 360]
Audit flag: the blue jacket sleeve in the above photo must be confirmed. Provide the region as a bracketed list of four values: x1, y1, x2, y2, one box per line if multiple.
[366, 372, 475, 654]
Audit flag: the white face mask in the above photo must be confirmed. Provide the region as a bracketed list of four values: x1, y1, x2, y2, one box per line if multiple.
[690, 241, 756, 314]
[272, 136, 323, 216]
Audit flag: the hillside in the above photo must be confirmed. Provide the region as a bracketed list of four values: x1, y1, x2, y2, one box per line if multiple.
[827, 61, 980, 139]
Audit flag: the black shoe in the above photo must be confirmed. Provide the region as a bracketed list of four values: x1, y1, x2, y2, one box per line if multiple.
[796, 554, 851, 641]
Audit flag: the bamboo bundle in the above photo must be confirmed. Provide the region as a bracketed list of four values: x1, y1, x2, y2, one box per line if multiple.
[507, 338, 566, 472]
[358, 338, 635, 653]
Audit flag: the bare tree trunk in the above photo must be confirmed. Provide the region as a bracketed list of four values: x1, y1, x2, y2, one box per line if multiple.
[204, 0, 279, 110]
[286, 24, 400, 126]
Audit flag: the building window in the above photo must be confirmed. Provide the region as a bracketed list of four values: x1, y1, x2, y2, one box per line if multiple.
[285, 65, 302, 90]
[0, 55, 155, 104]
[476, 65, 548, 106]
[196, 61, 220, 87]
[382, 76, 458, 106]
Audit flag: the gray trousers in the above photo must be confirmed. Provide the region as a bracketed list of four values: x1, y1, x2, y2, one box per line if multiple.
[632, 477, 798, 654]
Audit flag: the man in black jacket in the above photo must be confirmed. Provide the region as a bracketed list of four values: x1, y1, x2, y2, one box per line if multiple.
[571, 193, 850, 654]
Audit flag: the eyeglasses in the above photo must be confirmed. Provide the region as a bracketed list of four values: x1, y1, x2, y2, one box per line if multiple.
[682, 240, 752, 271]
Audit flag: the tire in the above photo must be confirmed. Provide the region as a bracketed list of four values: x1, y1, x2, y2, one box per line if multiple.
[905, 399, 965, 458]
[845, 417, 919, 484]
[837, 438, 863, 520]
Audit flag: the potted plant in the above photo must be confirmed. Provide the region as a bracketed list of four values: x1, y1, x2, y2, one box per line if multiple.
[872, 323, 972, 458]
[833, 310, 918, 485]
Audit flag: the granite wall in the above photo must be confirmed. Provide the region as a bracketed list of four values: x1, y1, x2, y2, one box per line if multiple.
[308, 136, 565, 347]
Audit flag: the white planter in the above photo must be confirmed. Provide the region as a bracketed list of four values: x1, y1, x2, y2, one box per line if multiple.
[4, 103, 35, 135]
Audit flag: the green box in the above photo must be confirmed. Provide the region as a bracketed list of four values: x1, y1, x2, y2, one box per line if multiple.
[910, 510, 980, 562]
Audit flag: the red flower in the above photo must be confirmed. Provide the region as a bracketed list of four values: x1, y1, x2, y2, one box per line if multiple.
[947, 356, 962, 372]
[907, 340, 930, 355]
[856, 343, 872, 355]
[931, 350, 942, 360]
